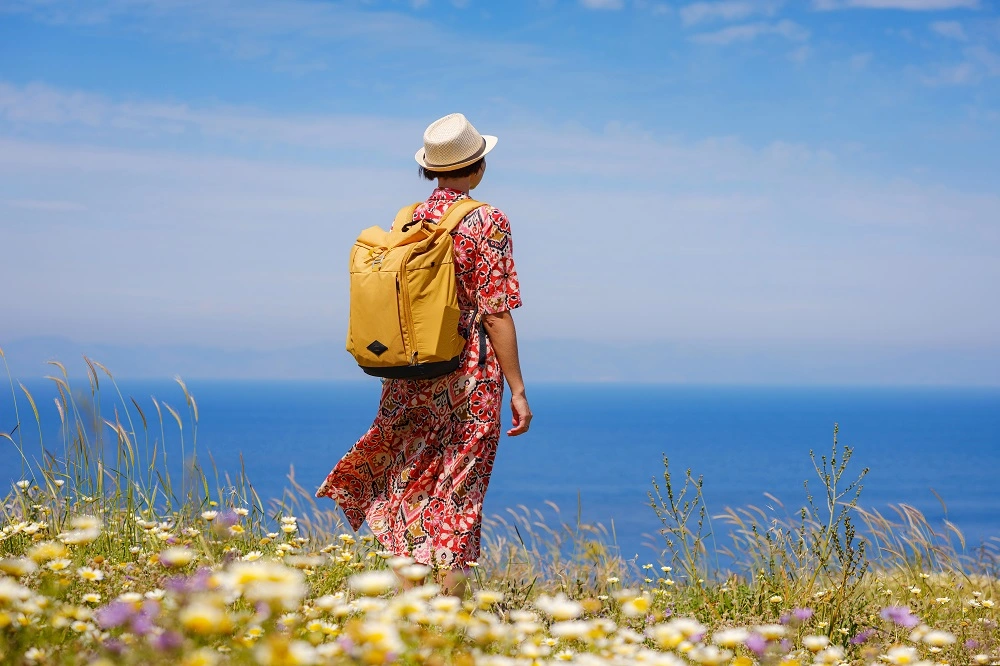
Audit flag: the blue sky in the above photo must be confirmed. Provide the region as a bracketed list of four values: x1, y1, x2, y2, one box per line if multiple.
[1, 0, 998, 382]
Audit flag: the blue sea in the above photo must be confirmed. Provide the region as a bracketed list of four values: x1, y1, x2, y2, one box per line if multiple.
[3, 380, 999, 563]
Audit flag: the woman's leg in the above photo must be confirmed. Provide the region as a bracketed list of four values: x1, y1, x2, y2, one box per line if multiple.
[440, 567, 469, 598]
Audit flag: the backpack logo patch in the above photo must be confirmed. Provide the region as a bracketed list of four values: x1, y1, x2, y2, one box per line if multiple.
[366, 340, 389, 356]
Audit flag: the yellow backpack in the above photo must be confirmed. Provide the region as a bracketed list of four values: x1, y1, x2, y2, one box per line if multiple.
[346, 198, 484, 379]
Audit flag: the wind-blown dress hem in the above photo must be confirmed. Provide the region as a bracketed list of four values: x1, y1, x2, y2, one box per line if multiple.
[316, 188, 521, 568]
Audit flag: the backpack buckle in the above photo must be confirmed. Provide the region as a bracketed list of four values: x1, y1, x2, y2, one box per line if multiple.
[369, 248, 386, 270]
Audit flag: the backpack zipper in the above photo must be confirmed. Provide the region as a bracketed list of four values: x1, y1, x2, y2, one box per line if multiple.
[397, 248, 417, 364]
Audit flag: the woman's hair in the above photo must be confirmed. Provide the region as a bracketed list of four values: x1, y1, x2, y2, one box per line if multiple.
[418, 158, 484, 181]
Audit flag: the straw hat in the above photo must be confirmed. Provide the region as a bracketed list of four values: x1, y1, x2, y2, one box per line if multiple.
[415, 113, 497, 171]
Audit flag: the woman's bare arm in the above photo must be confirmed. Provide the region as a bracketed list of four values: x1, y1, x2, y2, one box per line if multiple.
[483, 311, 532, 436]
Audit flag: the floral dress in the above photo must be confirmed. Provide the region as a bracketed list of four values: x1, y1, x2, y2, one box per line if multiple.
[316, 187, 522, 568]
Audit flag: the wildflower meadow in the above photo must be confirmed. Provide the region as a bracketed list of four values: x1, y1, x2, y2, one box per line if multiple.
[1, 356, 998, 665]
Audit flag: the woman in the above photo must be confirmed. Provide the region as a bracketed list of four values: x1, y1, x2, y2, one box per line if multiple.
[316, 113, 532, 597]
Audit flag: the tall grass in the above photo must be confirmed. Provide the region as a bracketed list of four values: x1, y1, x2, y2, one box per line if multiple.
[1, 355, 997, 665]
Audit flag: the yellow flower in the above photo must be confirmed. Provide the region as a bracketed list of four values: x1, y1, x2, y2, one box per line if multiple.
[181, 648, 220, 666]
[755, 623, 786, 640]
[803, 635, 829, 652]
[687, 645, 732, 665]
[180, 601, 231, 635]
[255, 637, 319, 666]
[474, 590, 504, 608]
[0, 558, 38, 576]
[27, 541, 67, 563]
[82, 593, 102, 604]
[398, 564, 431, 582]
[77, 566, 104, 582]
[159, 547, 194, 567]
[534, 593, 583, 621]
[0, 578, 32, 605]
[24, 647, 46, 663]
[922, 630, 956, 647]
[227, 561, 307, 610]
[347, 570, 398, 597]
[712, 628, 748, 648]
[59, 515, 102, 546]
[46, 558, 72, 572]
[621, 593, 651, 617]
[884, 646, 919, 665]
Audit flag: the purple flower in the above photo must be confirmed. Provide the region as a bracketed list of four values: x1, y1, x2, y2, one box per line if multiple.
[164, 567, 211, 595]
[793, 607, 814, 621]
[130, 613, 154, 636]
[95, 602, 134, 629]
[103, 638, 125, 655]
[129, 601, 160, 636]
[151, 630, 183, 651]
[780, 638, 791, 652]
[965, 639, 980, 650]
[880, 606, 920, 628]
[779, 613, 791, 625]
[217, 510, 239, 528]
[745, 633, 767, 655]
[851, 628, 876, 644]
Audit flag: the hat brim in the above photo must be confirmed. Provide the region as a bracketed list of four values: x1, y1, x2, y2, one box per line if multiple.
[415, 135, 498, 171]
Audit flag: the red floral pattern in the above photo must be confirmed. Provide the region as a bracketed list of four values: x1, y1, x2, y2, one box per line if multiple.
[316, 187, 521, 568]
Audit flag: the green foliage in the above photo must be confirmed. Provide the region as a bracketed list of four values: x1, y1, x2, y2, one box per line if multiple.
[0, 356, 998, 665]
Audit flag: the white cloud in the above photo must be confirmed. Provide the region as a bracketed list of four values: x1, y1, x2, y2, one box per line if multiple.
[919, 46, 1000, 85]
[633, 0, 673, 13]
[850, 52, 874, 69]
[930, 20, 968, 40]
[921, 61, 978, 84]
[691, 19, 809, 44]
[788, 45, 812, 63]
[968, 45, 1000, 76]
[0, 82, 420, 158]
[0, 0, 551, 72]
[680, 1, 780, 26]
[1, 83, 998, 355]
[814, 0, 979, 10]
[579, 0, 624, 9]
[4, 199, 87, 212]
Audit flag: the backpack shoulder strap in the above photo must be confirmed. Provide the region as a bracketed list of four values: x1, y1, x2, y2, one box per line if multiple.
[436, 198, 485, 234]
[391, 203, 422, 232]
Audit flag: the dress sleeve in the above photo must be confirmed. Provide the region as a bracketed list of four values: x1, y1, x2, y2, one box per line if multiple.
[476, 206, 522, 315]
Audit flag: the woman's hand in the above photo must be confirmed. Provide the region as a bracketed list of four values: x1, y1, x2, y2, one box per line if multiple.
[508, 392, 532, 437]
[483, 311, 531, 437]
